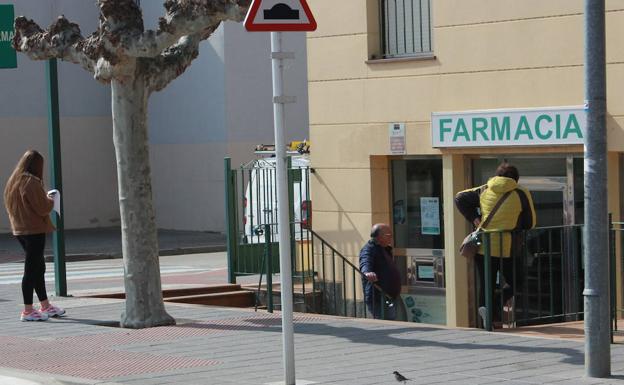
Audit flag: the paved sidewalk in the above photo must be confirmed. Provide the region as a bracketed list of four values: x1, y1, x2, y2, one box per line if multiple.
[0, 227, 226, 262]
[0, 284, 623, 385]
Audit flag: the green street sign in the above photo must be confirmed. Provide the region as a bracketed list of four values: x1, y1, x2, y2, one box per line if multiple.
[0, 4, 16, 69]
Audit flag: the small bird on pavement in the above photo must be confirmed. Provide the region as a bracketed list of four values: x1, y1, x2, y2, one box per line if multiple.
[393, 371, 410, 383]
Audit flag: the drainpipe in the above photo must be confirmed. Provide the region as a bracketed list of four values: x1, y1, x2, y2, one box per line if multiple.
[584, 0, 610, 377]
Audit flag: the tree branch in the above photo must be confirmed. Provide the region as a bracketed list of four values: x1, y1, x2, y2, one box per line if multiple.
[13, 16, 99, 77]
[143, 32, 206, 93]
[118, 0, 251, 58]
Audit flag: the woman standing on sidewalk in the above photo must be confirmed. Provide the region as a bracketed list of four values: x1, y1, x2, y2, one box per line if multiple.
[3, 150, 65, 321]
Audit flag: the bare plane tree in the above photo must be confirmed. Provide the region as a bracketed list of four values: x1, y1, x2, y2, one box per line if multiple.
[13, 0, 251, 328]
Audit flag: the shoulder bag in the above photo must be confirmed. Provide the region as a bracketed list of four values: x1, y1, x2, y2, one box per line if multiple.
[459, 189, 515, 258]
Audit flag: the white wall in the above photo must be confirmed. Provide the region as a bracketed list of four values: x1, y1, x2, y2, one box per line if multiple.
[224, 24, 310, 166]
[1, 1, 310, 233]
[0, 0, 118, 232]
[144, 3, 310, 232]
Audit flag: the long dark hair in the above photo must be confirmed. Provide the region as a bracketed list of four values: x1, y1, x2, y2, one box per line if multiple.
[4, 150, 45, 216]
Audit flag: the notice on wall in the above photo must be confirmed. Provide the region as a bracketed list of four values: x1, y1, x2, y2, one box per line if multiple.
[420, 197, 440, 235]
[389, 123, 406, 154]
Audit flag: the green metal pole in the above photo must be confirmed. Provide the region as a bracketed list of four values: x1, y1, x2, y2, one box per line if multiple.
[224, 158, 236, 284]
[287, 156, 296, 277]
[483, 233, 492, 331]
[265, 224, 273, 312]
[609, 214, 615, 342]
[45, 59, 67, 297]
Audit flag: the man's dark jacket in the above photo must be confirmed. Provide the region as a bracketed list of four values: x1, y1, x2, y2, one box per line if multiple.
[359, 240, 401, 304]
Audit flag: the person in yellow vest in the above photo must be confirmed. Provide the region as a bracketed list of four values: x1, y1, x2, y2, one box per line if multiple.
[455, 163, 536, 328]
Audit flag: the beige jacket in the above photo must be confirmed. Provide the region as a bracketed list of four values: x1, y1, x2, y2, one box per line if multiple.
[7, 173, 55, 235]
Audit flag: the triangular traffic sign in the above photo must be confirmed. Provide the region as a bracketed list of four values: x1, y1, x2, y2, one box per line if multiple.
[245, 0, 317, 32]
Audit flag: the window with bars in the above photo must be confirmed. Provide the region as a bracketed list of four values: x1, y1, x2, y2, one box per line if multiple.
[380, 0, 432, 58]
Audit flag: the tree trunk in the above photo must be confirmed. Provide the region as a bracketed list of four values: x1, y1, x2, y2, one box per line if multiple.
[111, 73, 175, 328]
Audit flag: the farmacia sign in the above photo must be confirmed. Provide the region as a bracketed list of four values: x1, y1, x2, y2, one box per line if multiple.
[432, 106, 586, 148]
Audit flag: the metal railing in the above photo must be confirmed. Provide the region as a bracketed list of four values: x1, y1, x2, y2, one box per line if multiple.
[380, 0, 432, 58]
[226, 156, 394, 319]
[248, 225, 394, 319]
[479, 225, 584, 331]
[610, 221, 624, 340]
[292, 229, 395, 320]
[478, 223, 623, 337]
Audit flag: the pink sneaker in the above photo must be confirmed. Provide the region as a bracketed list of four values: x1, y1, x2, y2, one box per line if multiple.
[41, 304, 66, 317]
[20, 309, 49, 322]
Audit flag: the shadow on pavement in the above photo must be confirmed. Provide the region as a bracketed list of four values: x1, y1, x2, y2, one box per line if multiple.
[170, 317, 586, 365]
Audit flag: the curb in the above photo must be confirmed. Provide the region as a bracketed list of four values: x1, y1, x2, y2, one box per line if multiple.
[43, 245, 227, 262]
[0, 367, 121, 385]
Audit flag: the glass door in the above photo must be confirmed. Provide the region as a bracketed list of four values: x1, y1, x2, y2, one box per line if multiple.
[391, 158, 446, 325]
[392, 158, 444, 250]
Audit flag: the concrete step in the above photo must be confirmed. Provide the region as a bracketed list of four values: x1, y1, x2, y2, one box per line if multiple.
[165, 290, 255, 307]
[82, 284, 243, 300]
[245, 284, 323, 313]
[162, 284, 242, 298]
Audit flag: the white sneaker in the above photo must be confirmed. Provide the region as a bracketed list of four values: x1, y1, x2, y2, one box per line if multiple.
[20, 309, 48, 322]
[41, 304, 66, 317]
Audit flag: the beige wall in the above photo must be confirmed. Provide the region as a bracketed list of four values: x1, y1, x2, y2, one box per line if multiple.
[442, 154, 471, 327]
[307, 0, 624, 326]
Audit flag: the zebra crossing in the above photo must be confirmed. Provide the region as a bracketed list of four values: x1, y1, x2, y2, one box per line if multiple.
[0, 260, 216, 285]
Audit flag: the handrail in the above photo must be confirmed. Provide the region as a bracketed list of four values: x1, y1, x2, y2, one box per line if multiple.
[304, 229, 395, 319]
[480, 224, 583, 233]
[308, 229, 394, 301]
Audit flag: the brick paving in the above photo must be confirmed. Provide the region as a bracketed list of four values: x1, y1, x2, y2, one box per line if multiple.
[0, 282, 623, 384]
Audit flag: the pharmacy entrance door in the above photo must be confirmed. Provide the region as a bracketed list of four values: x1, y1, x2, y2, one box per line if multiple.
[472, 156, 584, 324]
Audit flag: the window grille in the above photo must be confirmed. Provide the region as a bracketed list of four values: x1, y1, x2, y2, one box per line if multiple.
[380, 0, 432, 58]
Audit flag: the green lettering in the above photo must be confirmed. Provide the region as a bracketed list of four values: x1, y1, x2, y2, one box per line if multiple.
[535, 114, 553, 140]
[556, 114, 561, 138]
[563, 114, 583, 139]
[514, 116, 534, 140]
[491, 117, 510, 140]
[439, 118, 453, 142]
[453, 118, 470, 142]
[472, 118, 489, 141]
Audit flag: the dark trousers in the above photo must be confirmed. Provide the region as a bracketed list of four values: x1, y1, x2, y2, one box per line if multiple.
[474, 254, 514, 323]
[17, 234, 48, 305]
[365, 290, 397, 320]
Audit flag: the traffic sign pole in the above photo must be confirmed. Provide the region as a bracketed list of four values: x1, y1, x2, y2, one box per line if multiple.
[245, 1, 316, 383]
[271, 31, 296, 385]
